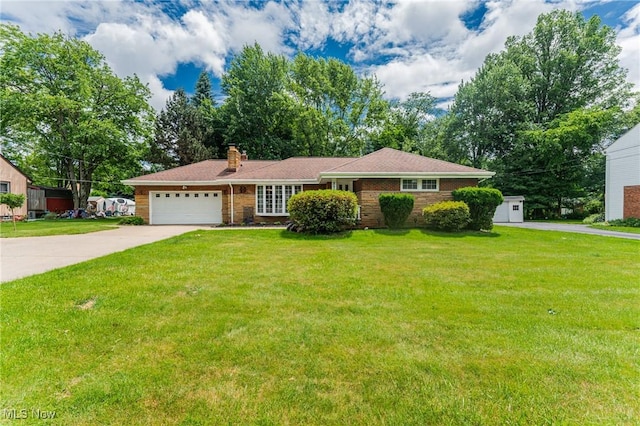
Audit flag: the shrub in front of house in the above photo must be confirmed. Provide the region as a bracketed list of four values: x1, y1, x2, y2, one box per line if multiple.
[119, 216, 145, 225]
[287, 190, 358, 234]
[452, 187, 503, 231]
[378, 193, 415, 229]
[608, 218, 640, 227]
[423, 201, 470, 232]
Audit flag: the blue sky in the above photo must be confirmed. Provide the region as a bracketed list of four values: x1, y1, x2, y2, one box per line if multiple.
[2, 0, 639, 110]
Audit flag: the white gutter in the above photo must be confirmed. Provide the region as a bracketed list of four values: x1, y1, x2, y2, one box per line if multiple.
[319, 172, 495, 179]
[228, 183, 234, 224]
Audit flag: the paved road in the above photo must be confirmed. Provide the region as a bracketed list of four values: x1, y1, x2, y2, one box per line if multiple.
[0, 225, 205, 283]
[497, 222, 640, 240]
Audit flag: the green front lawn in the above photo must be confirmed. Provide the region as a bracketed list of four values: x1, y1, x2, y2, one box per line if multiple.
[591, 224, 640, 234]
[0, 218, 120, 238]
[1, 228, 638, 424]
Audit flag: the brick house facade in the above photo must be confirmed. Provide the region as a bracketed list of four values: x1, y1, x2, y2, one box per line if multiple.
[123, 147, 493, 228]
[623, 185, 640, 219]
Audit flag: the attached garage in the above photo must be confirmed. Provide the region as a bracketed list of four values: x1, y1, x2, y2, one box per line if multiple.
[150, 191, 222, 225]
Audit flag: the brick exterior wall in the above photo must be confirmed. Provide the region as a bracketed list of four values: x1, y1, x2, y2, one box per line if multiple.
[356, 178, 479, 228]
[623, 185, 640, 219]
[134, 179, 479, 227]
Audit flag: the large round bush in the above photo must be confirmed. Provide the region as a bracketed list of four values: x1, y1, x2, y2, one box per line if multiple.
[423, 201, 470, 232]
[452, 187, 503, 231]
[287, 190, 358, 234]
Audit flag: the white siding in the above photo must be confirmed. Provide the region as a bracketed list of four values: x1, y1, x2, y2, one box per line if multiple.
[605, 124, 640, 221]
[493, 196, 525, 223]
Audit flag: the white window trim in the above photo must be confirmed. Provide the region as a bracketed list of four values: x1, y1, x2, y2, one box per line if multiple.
[0, 181, 9, 193]
[256, 184, 303, 216]
[400, 178, 439, 192]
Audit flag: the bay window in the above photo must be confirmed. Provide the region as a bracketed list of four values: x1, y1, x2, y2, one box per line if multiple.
[256, 184, 302, 215]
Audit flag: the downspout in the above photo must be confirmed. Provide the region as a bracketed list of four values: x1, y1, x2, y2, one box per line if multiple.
[228, 183, 234, 224]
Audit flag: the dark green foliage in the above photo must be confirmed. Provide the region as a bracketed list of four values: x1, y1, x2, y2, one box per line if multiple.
[0, 24, 153, 209]
[452, 187, 503, 231]
[441, 10, 635, 217]
[608, 218, 640, 227]
[423, 201, 471, 232]
[118, 216, 144, 226]
[287, 190, 358, 234]
[378, 193, 415, 229]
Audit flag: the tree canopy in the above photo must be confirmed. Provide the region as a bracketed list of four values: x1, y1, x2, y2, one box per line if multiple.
[442, 10, 636, 216]
[0, 24, 154, 207]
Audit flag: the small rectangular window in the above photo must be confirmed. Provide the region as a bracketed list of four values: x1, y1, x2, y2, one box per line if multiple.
[402, 179, 418, 190]
[513, 205, 520, 211]
[213, 193, 218, 197]
[175, 193, 180, 197]
[155, 193, 160, 198]
[194, 193, 199, 198]
[185, 193, 189, 198]
[205, 193, 209, 197]
[165, 194, 170, 198]
[421, 179, 437, 190]
[0, 182, 9, 193]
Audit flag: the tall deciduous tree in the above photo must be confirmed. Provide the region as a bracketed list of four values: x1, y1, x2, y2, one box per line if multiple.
[0, 24, 153, 209]
[222, 44, 294, 159]
[289, 53, 388, 156]
[222, 46, 389, 159]
[442, 10, 635, 216]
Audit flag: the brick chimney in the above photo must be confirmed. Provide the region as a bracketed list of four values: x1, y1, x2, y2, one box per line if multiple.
[241, 150, 248, 161]
[227, 144, 241, 172]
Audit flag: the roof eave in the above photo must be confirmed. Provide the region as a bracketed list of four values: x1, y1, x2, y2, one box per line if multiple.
[319, 171, 495, 179]
[121, 180, 221, 186]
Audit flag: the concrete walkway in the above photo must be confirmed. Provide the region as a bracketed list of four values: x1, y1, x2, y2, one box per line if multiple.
[0, 225, 205, 283]
[497, 222, 640, 240]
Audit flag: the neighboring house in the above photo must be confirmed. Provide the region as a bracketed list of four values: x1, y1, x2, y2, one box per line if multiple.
[122, 146, 494, 227]
[0, 154, 30, 218]
[493, 196, 525, 223]
[605, 124, 640, 221]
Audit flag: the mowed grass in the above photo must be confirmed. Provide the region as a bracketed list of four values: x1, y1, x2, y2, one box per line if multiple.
[1, 227, 638, 425]
[591, 224, 640, 234]
[0, 218, 120, 238]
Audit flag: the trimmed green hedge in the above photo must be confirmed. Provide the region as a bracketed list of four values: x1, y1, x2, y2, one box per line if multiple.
[452, 187, 503, 231]
[378, 193, 414, 229]
[287, 190, 358, 234]
[608, 218, 640, 227]
[119, 216, 145, 225]
[423, 201, 470, 232]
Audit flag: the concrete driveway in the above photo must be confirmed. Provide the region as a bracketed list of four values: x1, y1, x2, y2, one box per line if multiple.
[0, 225, 205, 283]
[497, 222, 640, 240]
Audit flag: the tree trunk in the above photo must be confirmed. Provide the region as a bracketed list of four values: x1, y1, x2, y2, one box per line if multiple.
[557, 197, 563, 217]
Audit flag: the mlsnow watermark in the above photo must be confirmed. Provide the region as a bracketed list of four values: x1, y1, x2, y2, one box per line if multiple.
[1, 408, 57, 420]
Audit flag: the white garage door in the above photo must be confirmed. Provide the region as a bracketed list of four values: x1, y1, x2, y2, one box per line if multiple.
[150, 191, 222, 225]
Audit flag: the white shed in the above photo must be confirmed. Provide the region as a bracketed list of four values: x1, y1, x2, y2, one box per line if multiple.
[605, 124, 640, 221]
[493, 196, 525, 223]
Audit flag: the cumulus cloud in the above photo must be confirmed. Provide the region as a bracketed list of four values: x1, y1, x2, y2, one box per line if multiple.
[616, 3, 640, 89]
[1, 0, 638, 111]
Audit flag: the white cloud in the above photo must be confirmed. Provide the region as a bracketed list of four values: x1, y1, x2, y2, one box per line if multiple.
[616, 3, 640, 90]
[2, 0, 637, 112]
[223, 1, 293, 54]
